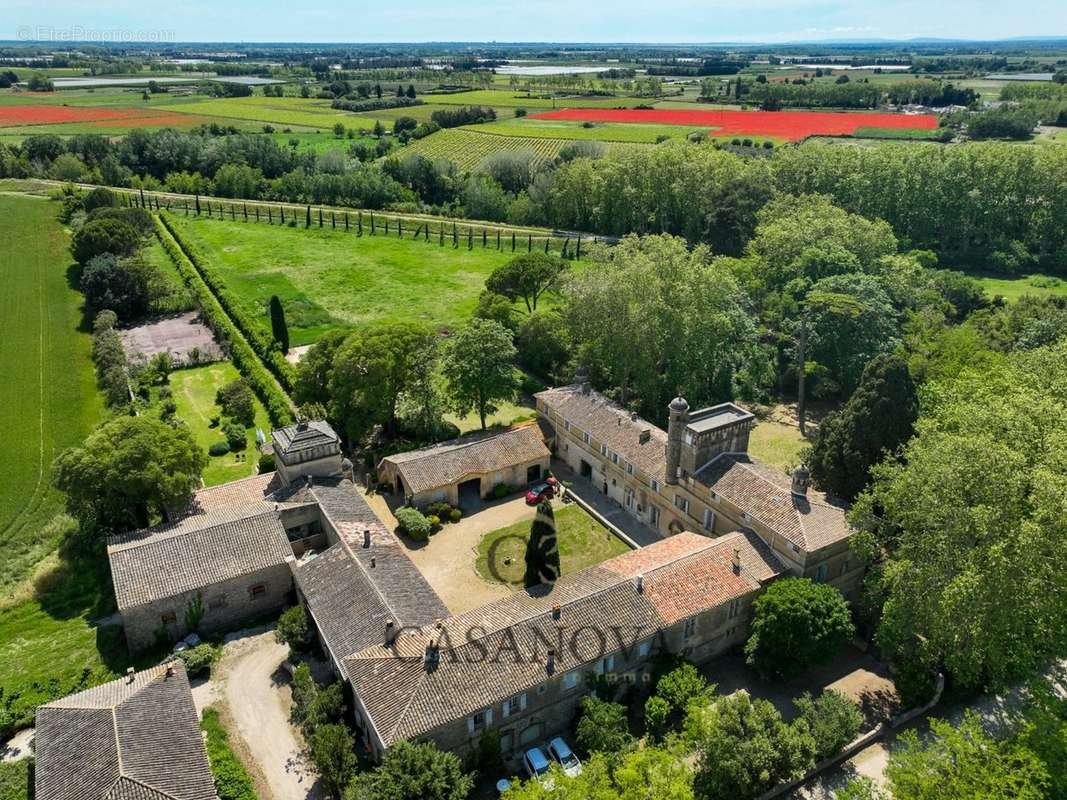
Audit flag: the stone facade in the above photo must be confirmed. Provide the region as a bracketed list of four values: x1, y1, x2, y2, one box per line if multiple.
[122, 562, 293, 652]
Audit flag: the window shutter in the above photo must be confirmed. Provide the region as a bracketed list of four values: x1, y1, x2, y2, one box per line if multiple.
[520, 693, 527, 711]
[467, 716, 475, 734]
[502, 701, 510, 719]
[485, 708, 494, 726]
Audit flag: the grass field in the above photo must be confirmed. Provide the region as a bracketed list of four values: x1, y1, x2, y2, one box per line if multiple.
[474, 504, 631, 586]
[164, 96, 370, 131]
[0, 195, 104, 594]
[403, 127, 648, 170]
[747, 420, 807, 471]
[973, 272, 1067, 303]
[467, 118, 702, 143]
[169, 362, 271, 487]
[165, 214, 516, 344]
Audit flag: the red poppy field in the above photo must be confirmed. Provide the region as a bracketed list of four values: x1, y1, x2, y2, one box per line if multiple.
[0, 105, 202, 128]
[529, 107, 938, 141]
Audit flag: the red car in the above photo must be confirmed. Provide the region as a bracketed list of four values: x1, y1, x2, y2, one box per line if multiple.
[525, 477, 559, 505]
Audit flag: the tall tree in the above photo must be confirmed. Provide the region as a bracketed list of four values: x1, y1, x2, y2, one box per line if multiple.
[328, 323, 436, 440]
[441, 318, 517, 431]
[485, 253, 567, 313]
[269, 294, 290, 354]
[807, 354, 918, 501]
[523, 499, 561, 588]
[53, 415, 206, 532]
[343, 740, 473, 800]
[744, 578, 855, 680]
[850, 339, 1067, 693]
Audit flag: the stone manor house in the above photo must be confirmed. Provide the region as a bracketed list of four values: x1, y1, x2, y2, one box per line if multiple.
[51, 374, 857, 781]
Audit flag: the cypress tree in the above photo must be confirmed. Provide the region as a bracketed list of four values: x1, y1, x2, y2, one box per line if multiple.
[524, 499, 561, 589]
[269, 295, 290, 355]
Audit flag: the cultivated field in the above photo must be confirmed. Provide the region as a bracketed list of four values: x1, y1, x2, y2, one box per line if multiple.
[164, 213, 517, 344]
[0, 195, 103, 592]
[426, 88, 652, 108]
[531, 107, 939, 141]
[403, 127, 647, 170]
[467, 118, 702, 143]
[162, 96, 356, 130]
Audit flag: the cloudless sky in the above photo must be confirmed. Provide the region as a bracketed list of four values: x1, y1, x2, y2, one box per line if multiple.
[7, 0, 1066, 44]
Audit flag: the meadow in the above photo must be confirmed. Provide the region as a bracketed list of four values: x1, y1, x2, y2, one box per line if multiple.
[164, 213, 517, 344]
[162, 95, 352, 130]
[973, 273, 1067, 303]
[425, 88, 652, 109]
[0, 195, 103, 593]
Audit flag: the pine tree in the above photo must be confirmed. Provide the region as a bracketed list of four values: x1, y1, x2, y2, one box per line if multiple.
[406, 84, 416, 99]
[396, 84, 405, 97]
[524, 499, 561, 588]
[269, 295, 290, 354]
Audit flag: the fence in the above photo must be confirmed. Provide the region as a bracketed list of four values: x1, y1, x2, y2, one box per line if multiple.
[119, 188, 602, 260]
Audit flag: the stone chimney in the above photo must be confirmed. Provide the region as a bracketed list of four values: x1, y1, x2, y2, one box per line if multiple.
[732, 548, 742, 575]
[791, 465, 811, 497]
[362, 529, 371, 548]
[665, 395, 689, 485]
[385, 620, 395, 646]
[575, 365, 591, 395]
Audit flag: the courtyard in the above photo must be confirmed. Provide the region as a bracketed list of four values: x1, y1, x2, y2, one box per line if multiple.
[363, 487, 633, 615]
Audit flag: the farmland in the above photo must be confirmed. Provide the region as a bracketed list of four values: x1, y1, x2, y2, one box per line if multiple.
[425, 88, 653, 108]
[0, 195, 103, 594]
[164, 213, 517, 344]
[0, 104, 209, 130]
[403, 127, 647, 170]
[531, 107, 939, 141]
[466, 118, 702, 143]
[163, 96, 351, 130]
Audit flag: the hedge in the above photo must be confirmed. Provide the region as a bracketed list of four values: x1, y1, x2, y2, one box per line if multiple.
[159, 212, 297, 392]
[201, 707, 258, 800]
[153, 216, 295, 426]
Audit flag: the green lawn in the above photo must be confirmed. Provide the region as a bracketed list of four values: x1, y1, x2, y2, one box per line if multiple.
[474, 505, 631, 586]
[748, 419, 807, 472]
[165, 214, 516, 344]
[169, 362, 271, 487]
[973, 273, 1067, 303]
[0, 195, 104, 594]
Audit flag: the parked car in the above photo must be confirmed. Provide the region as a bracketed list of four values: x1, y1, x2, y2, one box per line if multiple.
[547, 736, 583, 777]
[525, 481, 555, 505]
[522, 746, 552, 781]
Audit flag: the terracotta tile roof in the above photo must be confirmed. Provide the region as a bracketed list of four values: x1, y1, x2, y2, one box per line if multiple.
[378, 424, 550, 496]
[695, 455, 850, 551]
[108, 511, 292, 609]
[342, 531, 780, 746]
[535, 385, 668, 481]
[35, 663, 215, 800]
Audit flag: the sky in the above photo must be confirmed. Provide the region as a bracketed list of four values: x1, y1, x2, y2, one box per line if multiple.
[7, 0, 1066, 45]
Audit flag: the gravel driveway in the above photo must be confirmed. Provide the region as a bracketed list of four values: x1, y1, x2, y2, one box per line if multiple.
[217, 630, 323, 800]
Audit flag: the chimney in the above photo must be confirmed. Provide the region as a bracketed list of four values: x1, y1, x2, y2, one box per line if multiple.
[575, 365, 591, 395]
[791, 465, 811, 497]
[165, 664, 174, 678]
[552, 604, 561, 621]
[423, 639, 439, 669]
[635, 574, 645, 593]
[666, 395, 689, 486]
[126, 667, 135, 683]
[385, 620, 395, 646]
[296, 420, 309, 431]
[630, 411, 639, 422]
[732, 548, 742, 575]
[370, 556, 376, 568]
[546, 648, 556, 675]
[363, 529, 371, 548]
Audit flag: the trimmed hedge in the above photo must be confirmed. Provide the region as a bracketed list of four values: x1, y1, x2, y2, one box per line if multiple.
[153, 216, 294, 426]
[159, 212, 297, 392]
[395, 507, 431, 541]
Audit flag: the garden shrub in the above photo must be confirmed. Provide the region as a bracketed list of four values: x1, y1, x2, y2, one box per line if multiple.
[275, 605, 310, 651]
[426, 514, 441, 528]
[644, 694, 671, 741]
[490, 483, 512, 499]
[258, 452, 275, 473]
[449, 508, 462, 523]
[395, 507, 431, 541]
[222, 418, 246, 450]
[209, 440, 231, 457]
[177, 643, 217, 678]
[216, 379, 256, 427]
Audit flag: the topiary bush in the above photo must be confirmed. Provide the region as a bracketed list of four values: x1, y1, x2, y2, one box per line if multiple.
[395, 507, 431, 541]
[449, 508, 462, 523]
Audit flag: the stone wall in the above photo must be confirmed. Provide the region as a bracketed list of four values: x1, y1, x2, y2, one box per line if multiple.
[121, 563, 292, 652]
